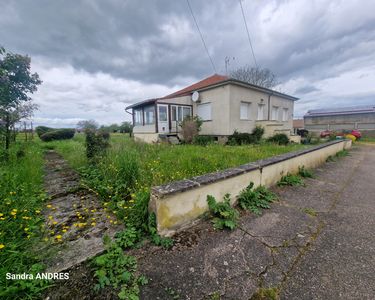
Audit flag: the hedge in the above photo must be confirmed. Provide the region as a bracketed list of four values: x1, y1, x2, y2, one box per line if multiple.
[40, 129, 75, 142]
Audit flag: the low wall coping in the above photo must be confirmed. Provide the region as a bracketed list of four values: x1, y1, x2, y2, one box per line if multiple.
[151, 139, 346, 197]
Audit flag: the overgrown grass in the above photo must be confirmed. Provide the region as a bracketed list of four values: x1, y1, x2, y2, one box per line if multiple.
[0, 142, 50, 299]
[50, 134, 308, 187]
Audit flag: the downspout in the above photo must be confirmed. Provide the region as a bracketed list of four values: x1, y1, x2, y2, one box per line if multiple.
[267, 91, 274, 121]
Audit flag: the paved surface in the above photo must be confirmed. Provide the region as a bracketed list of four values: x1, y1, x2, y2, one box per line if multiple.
[138, 145, 375, 299]
[43, 151, 121, 273]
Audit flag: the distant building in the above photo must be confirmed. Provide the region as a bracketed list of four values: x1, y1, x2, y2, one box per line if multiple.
[304, 105, 375, 136]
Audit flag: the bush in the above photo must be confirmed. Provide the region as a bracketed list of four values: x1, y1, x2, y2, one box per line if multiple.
[35, 126, 53, 138]
[227, 131, 256, 145]
[238, 182, 276, 215]
[252, 125, 265, 142]
[267, 133, 289, 145]
[85, 130, 110, 160]
[207, 194, 239, 230]
[180, 116, 203, 144]
[193, 135, 215, 146]
[227, 126, 264, 145]
[39, 128, 75, 142]
[277, 173, 304, 186]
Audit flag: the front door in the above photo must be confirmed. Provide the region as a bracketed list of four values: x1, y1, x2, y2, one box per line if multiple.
[157, 104, 169, 133]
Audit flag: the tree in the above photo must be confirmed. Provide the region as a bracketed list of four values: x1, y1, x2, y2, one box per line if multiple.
[230, 65, 278, 89]
[0, 47, 41, 152]
[76, 119, 99, 132]
[119, 121, 133, 134]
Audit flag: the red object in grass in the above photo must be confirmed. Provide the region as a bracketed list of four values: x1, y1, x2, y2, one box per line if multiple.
[350, 130, 361, 139]
[320, 130, 332, 138]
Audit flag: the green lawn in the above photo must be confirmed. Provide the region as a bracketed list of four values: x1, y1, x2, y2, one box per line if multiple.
[49, 133, 308, 188]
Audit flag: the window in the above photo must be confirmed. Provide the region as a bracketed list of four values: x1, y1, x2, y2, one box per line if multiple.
[240, 102, 251, 120]
[134, 109, 143, 125]
[171, 106, 192, 122]
[144, 105, 155, 125]
[271, 106, 279, 121]
[282, 108, 289, 121]
[158, 105, 168, 122]
[257, 104, 265, 120]
[197, 103, 212, 121]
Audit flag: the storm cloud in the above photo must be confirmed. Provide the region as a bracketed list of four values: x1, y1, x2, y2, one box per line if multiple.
[1, 0, 374, 126]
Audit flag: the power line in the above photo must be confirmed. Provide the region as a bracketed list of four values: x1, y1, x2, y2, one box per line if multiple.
[186, 0, 217, 73]
[238, 0, 258, 68]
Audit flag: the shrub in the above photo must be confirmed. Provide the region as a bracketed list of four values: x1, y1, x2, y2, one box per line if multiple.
[35, 126, 53, 138]
[267, 133, 289, 145]
[193, 135, 215, 146]
[277, 173, 304, 186]
[180, 116, 203, 144]
[251, 125, 265, 142]
[238, 182, 276, 215]
[227, 131, 256, 145]
[39, 128, 75, 142]
[227, 126, 264, 145]
[207, 194, 239, 230]
[298, 166, 313, 178]
[85, 130, 110, 160]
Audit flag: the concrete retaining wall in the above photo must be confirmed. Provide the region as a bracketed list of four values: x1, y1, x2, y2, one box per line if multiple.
[150, 139, 352, 236]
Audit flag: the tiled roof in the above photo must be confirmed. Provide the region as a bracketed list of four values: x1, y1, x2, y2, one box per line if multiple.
[162, 74, 229, 99]
[305, 105, 375, 117]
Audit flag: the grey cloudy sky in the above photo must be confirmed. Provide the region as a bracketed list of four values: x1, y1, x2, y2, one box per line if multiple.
[1, 0, 375, 126]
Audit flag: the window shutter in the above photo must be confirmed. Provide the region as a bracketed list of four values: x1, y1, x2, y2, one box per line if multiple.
[197, 103, 212, 121]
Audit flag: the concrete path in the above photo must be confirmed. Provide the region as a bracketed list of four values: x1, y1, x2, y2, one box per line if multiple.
[43, 151, 121, 273]
[281, 144, 375, 299]
[138, 145, 375, 299]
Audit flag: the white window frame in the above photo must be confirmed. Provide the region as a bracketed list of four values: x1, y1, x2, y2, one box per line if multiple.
[197, 102, 212, 121]
[282, 108, 289, 122]
[134, 109, 143, 125]
[257, 104, 265, 121]
[271, 106, 279, 121]
[171, 105, 192, 122]
[143, 105, 155, 125]
[240, 101, 251, 120]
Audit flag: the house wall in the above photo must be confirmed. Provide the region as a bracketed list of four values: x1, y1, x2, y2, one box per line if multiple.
[304, 113, 375, 137]
[227, 84, 294, 136]
[192, 85, 231, 135]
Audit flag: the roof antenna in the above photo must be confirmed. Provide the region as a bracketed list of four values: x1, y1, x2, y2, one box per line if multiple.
[225, 56, 235, 75]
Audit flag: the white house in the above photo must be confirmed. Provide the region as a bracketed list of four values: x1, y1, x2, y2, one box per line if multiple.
[126, 74, 299, 143]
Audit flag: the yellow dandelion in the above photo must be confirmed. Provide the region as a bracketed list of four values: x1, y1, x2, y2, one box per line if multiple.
[55, 235, 62, 240]
[0, 244, 5, 249]
[91, 222, 96, 226]
[52, 221, 58, 225]
[35, 210, 41, 214]
[46, 204, 52, 208]
[48, 215, 53, 220]
[62, 229, 67, 233]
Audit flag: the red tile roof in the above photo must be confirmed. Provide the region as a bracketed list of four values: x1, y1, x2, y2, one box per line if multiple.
[162, 74, 229, 99]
